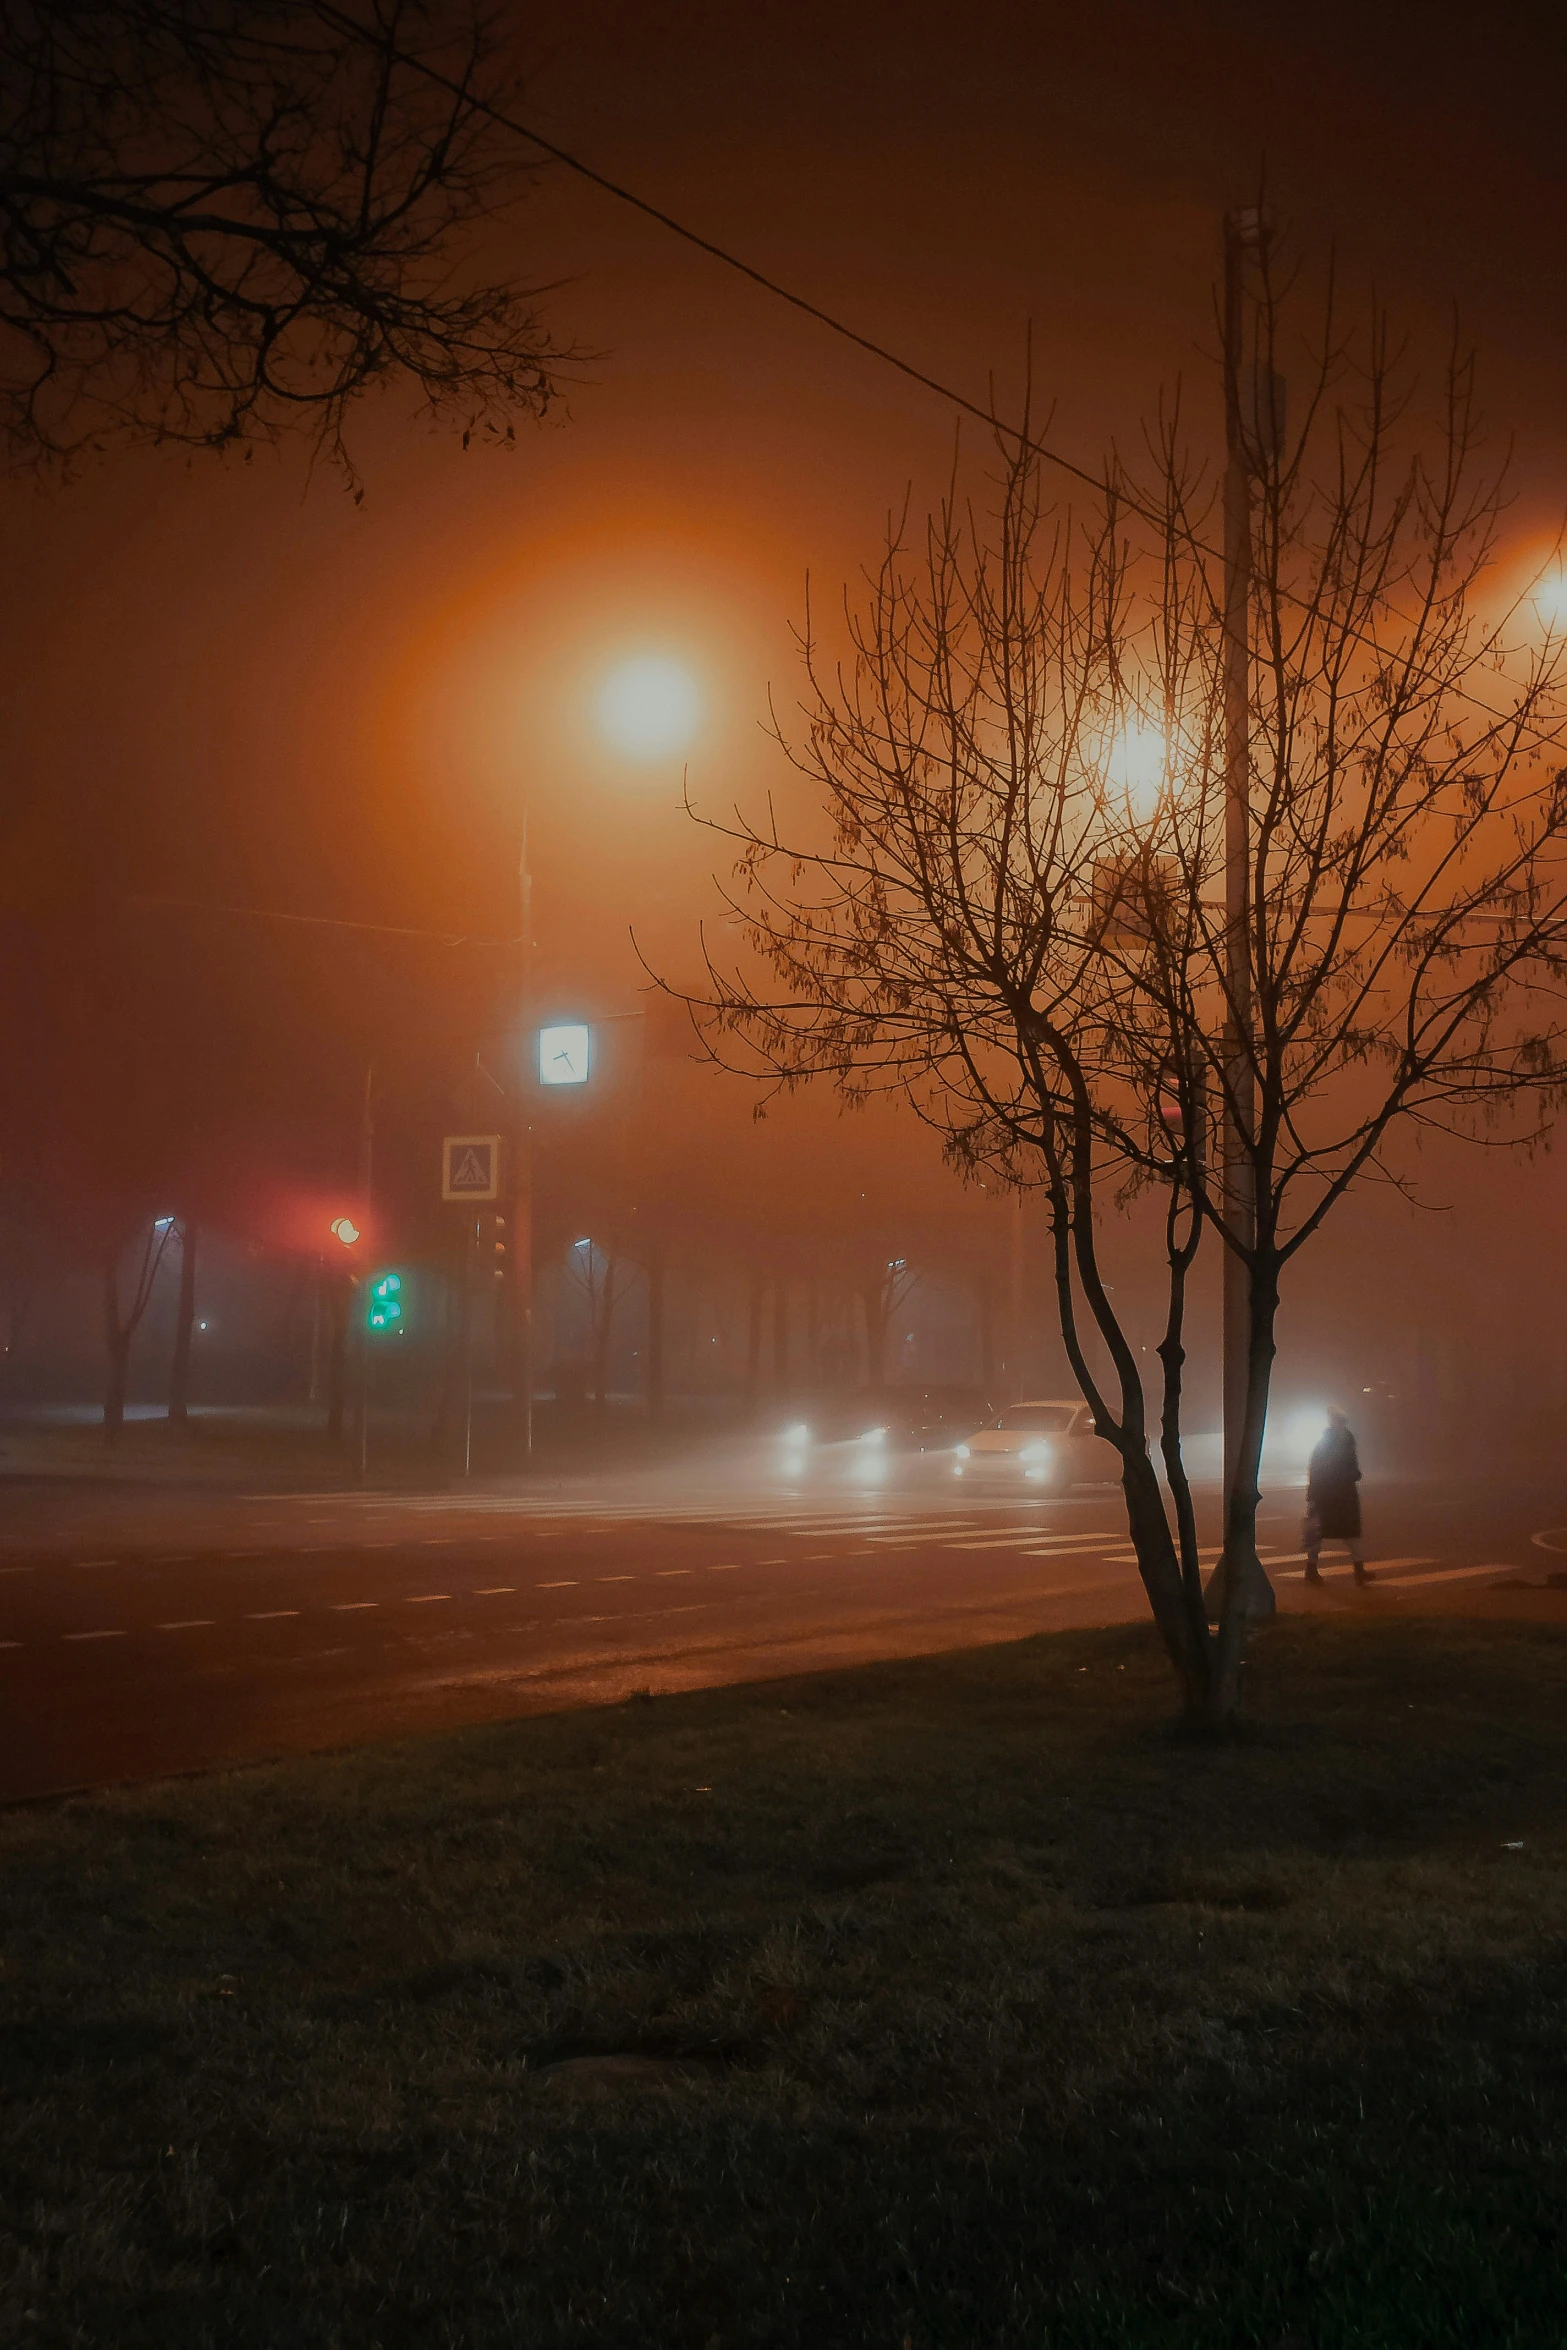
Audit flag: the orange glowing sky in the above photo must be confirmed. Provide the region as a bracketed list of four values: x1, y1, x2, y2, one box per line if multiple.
[3, 0, 1563, 1168]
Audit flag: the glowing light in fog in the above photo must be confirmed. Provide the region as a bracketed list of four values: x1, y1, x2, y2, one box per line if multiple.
[1104, 720, 1167, 819]
[597, 657, 702, 759]
[1534, 571, 1567, 630]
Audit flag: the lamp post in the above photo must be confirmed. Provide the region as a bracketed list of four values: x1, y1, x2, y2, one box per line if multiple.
[1208, 206, 1277, 1622]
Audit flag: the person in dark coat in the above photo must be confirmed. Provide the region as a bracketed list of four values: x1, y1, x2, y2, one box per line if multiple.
[1304, 1407, 1368, 1584]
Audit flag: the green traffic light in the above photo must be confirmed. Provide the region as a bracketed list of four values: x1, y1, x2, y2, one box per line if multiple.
[366, 1269, 405, 1331]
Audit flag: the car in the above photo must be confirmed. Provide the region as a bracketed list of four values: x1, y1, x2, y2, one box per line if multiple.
[773, 1386, 995, 1456]
[953, 1398, 1120, 1490]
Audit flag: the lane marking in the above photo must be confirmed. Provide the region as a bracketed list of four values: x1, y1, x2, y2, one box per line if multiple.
[1021, 1543, 1116, 1560]
[596, 1575, 636, 1583]
[331, 1601, 379, 1611]
[656, 1569, 692, 1578]
[156, 1619, 215, 1631]
[76, 1558, 119, 1569]
[63, 1628, 126, 1641]
[707, 1563, 740, 1572]
[537, 1580, 577, 1589]
[156, 1554, 195, 1563]
[405, 1593, 452, 1604]
[473, 1586, 515, 1595]
[0, 1640, 23, 1649]
[247, 1609, 299, 1621]
[1531, 1527, 1567, 1556]
[0, 1566, 34, 1577]
[1383, 1562, 1515, 1588]
[1277, 1554, 1432, 1581]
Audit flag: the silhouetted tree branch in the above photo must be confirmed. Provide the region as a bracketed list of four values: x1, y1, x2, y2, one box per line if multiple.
[0, 0, 574, 479]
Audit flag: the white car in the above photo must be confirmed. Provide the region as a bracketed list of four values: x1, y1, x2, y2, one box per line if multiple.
[953, 1399, 1120, 1490]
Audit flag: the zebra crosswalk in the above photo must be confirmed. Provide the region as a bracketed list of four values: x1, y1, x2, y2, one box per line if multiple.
[247, 1490, 1523, 1590]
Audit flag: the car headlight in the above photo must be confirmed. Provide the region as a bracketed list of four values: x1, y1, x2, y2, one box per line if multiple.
[782, 1422, 810, 1444]
[954, 1442, 970, 1460]
[1021, 1440, 1053, 1463]
[857, 1426, 887, 1446]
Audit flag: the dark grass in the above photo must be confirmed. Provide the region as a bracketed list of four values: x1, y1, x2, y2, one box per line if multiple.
[3, 1615, 1565, 2347]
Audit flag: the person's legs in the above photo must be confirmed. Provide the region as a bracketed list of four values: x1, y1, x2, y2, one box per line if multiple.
[1350, 1540, 1369, 1585]
[1304, 1512, 1322, 1584]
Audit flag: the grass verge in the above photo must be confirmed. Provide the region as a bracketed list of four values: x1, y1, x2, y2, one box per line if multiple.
[4, 1615, 1565, 2347]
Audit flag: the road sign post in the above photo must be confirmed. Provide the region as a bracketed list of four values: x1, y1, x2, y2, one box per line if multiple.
[443, 1137, 502, 1477]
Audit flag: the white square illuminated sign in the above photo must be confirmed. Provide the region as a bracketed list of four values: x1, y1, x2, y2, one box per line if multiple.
[538, 1022, 591, 1086]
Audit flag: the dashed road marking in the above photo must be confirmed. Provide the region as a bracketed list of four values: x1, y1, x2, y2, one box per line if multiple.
[247, 1610, 299, 1621]
[656, 1569, 692, 1578]
[1383, 1562, 1514, 1588]
[473, 1586, 515, 1595]
[405, 1593, 451, 1604]
[331, 1601, 378, 1611]
[0, 1566, 33, 1577]
[63, 1628, 126, 1641]
[537, 1580, 577, 1589]
[156, 1619, 214, 1631]
[597, 1575, 635, 1583]
[76, 1558, 119, 1569]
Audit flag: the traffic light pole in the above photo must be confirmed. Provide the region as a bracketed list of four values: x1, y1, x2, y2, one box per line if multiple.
[514, 818, 534, 1463]
[356, 1062, 373, 1485]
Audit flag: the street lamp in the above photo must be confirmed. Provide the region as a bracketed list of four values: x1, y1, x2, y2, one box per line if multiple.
[596, 655, 703, 760]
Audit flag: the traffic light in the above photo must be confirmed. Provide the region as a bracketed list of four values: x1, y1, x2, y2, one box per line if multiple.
[366, 1270, 405, 1331]
[492, 1212, 507, 1284]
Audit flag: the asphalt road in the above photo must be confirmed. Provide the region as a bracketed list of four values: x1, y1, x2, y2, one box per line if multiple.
[2, 1453, 1563, 1800]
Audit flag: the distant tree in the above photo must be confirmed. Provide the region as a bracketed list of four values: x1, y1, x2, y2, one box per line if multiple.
[0, 0, 571, 479]
[693, 267, 1567, 1723]
[103, 1213, 175, 1439]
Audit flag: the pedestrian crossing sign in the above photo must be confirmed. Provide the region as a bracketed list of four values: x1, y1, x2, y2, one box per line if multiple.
[441, 1134, 502, 1202]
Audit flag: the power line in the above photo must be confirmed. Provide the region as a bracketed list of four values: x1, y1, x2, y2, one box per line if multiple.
[124, 893, 510, 947]
[334, 8, 1560, 750]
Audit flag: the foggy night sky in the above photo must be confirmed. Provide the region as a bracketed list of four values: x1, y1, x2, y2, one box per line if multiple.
[2, 0, 1565, 1356]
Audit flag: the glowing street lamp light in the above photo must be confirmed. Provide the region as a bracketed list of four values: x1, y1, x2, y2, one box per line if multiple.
[538, 1022, 591, 1086]
[595, 655, 703, 760]
[330, 1215, 361, 1246]
[1534, 571, 1567, 632]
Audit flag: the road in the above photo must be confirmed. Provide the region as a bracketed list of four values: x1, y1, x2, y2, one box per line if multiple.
[2, 1451, 1563, 1800]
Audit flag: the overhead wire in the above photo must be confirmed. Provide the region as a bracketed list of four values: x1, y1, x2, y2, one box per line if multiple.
[326, 7, 1563, 753]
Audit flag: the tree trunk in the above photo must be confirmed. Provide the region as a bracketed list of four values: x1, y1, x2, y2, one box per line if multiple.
[1209, 1255, 1282, 1721]
[325, 1280, 349, 1441]
[102, 1261, 129, 1446]
[591, 1257, 617, 1409]
[744, 1269, 764, 1421]
[646, 1251, 665, 1422]
[1120, 1449, 1213, 1719]
[168, 1217, 197, 1425]
[861, 1282, 889, 1386]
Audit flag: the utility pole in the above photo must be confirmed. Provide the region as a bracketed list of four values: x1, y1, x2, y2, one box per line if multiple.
[513, 819, 534, 1463]
[1209, 207, 1276, 1621]
[355, 1062, 373, 1485]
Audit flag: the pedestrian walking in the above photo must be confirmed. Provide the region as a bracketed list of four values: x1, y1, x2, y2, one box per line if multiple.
[1304, 1407, 1369, 1585]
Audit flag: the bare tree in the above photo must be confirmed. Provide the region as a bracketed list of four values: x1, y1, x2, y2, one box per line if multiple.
[0, 0, 573, 478]
[690, 272, 1567, 1722]
[1110, 247, 1567, 1638]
